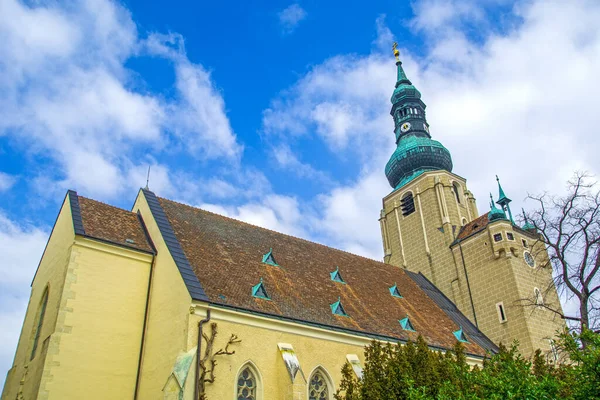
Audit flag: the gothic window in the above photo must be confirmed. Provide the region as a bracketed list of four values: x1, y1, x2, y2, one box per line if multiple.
[30, 286, 49, 360]
[309, 369, 330, 400]
[452, 182, 462, 204]
[400, 193, 415, 217]
[237, 366, 258, 400]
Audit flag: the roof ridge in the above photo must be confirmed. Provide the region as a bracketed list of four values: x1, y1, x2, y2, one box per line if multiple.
[158, 196, 391, 268]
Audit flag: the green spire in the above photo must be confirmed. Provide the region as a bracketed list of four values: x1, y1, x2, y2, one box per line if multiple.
[495, 176, 514, 223]
[496, 175, 511, 204]
[395, 60, 412, 87]
[522, 208, 535, 230]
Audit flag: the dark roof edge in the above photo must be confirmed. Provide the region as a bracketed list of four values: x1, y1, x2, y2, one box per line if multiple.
[68, 190, 85, 236]
[405, 271, 499, 354]
[203, 301, 489, 360]
[141, 188, 209, 301]
[76, 234, 155, 255]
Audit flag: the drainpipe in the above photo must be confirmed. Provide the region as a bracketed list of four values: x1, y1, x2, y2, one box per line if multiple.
[195, 309, 211, 400]
[134, 254, 156, 399]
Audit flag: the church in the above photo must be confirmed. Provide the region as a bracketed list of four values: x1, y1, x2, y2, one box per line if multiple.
[2, 48, 564, 400]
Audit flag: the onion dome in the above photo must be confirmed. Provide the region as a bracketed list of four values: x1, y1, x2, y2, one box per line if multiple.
[385, 43, 453, 190]
[488, 194, 507, 221]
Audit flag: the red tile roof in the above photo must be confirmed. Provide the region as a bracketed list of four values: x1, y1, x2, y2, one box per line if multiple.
[77, 196, 154, 253]
[157, 197, 489, 356]
[455, 214, 489, 242]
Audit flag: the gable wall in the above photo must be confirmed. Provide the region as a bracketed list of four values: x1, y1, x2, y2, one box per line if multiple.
[133, 191, 194, 399]
[1, 196, 75, 400]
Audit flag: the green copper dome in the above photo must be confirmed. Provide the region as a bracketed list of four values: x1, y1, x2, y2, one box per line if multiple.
[385, 54, 453, 189]
[385, 135, 453, 189]
[488, 194, 507, 221]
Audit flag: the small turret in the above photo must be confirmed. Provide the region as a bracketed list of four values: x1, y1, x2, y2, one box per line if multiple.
[521, 208, 536, 231]
[495, 176, 514, 223]
[488, 193, 507, 221]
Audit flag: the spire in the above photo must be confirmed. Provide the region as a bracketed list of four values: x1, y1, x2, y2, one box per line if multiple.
[393, 42, 412, 87]
[495, 176, 514, 223]
[385, 42, 453, 190]
[522, 208, 535, 231]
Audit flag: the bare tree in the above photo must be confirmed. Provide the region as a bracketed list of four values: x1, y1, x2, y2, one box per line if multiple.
[524, 172, 600, 333]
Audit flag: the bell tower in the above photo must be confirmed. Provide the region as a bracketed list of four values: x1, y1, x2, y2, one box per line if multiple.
[379, 45, 565, 357]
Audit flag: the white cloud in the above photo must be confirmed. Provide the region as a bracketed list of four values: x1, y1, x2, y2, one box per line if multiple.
[262, 0, 600, 260]
[278, 4, 307, 34]
[0, 0, 241, 201]
[0, 173, 16, 192]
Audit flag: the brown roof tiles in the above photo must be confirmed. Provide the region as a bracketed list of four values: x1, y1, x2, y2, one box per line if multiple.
[77, 196, 154, 253]
[157, 197, 489, 356]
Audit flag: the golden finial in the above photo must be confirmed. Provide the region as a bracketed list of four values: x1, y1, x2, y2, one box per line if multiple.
[392, 42, 400, 61]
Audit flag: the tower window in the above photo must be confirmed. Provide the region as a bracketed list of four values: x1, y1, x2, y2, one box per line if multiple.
[496, 302, 507, 323]
[522, 239, 528, 248]
[507, 232, 515, 240]
[493, 233, 503, 242]
[452, 182, 462, 204]
[400, 193, 415, 216]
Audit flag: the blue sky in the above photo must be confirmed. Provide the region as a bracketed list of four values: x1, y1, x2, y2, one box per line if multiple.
[2, 0, 600, 389]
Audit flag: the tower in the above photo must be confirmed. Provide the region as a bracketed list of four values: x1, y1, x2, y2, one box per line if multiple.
[379, 45, 565, 357]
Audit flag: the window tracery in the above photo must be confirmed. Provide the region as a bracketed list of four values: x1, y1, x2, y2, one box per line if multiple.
[237, 366, 257, 400]
[309, 369, 329, 400]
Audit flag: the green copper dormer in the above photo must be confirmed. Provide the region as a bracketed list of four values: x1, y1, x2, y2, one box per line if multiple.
[385, 43, 453, 190]
[488, 193, 507, 221]
[495, 176, 514, 223]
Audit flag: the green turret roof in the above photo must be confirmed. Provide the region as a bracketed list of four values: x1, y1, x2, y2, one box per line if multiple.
[488, 194, 507, 221]
[496, 175, 511, 205]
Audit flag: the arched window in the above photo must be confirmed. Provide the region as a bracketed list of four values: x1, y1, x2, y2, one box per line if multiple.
[30, 286, 49, 360]
[400, 192, 415, 217]
[452, 182, 462, 204]
[309, 368, 332, 400]
[237, 363, 261, 400]
[461, 217, 467, 226]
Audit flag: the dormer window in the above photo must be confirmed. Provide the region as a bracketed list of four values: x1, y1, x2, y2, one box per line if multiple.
[330, 267, 345, 284]
[330, 297, 348, 317]
[262, 248, 279, 267]
[252, 278, 270, 300]
[389, 283, 403, 298]
[399, 315, 415, 331]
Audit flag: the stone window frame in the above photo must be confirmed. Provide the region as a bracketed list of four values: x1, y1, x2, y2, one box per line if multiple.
[493, 232, 503, 242]
[234, 361, 263, 400]
[496, 302, 507, 323]
[506, 232, 515, 241]
[307, 365, 335, 400]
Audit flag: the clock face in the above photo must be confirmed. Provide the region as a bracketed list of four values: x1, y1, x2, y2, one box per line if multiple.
[400, 122, 411, 133]
[423, 123, 429, 133]
[523, 251, 535, 268]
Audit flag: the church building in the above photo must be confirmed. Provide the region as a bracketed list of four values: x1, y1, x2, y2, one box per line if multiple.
[2, 48, 562, 400]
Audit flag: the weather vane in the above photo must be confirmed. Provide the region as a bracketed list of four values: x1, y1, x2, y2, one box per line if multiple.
[392, 42, 400, 61]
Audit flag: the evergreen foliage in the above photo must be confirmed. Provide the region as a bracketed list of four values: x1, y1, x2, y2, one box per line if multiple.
[335, 330, 600, 400]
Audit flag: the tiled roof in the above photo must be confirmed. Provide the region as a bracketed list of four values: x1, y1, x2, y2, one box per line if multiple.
[156, 196, 491, 356]
[455, 214, 490, 242]
[73, 193, 154, 253]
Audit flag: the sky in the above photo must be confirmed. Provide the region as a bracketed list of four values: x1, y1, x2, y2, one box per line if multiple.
[1, 0, 600, 389]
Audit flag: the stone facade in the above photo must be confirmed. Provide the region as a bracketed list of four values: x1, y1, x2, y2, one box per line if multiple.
[380, 170, 565, 357]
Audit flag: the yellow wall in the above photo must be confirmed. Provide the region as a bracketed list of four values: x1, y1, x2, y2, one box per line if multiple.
[132, 190, 195, 399]
[2, 196, 74, 400]
[42, 238, 152, 399]
[183, 305, 484, 400]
